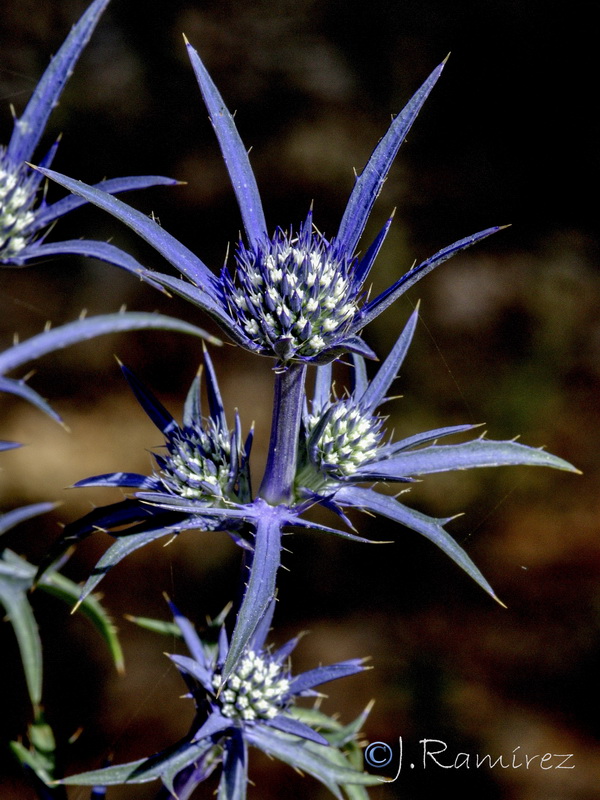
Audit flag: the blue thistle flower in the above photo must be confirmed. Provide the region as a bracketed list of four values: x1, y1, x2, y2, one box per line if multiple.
[296, 307, 579, 599]
[35, 347, 253, 593]
[33, 39, 501, 367]
[116, 351, 254, 509]
[59, 600, 377, 800]
[1, 0, 177, 271]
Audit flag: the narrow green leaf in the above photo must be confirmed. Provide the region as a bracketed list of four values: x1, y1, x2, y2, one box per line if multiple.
[37, 572, 125, 674]
[9, 740, 54, 788]
[125, 614, 182, 638]
[0, 582, 43, 707]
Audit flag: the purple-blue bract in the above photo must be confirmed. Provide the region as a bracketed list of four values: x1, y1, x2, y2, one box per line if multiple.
[34, 41, 501, 367]
[59, 600, 375, 800]
[0, 0, 177, 272]
[0, 312, 217, 428]
[296, 307, 578, 602]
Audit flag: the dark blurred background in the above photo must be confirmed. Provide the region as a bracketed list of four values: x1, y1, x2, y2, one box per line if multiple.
[1, 1, 599, 798]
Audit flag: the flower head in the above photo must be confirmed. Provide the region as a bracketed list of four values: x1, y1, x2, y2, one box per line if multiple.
[305, 397, 385, 478]
[213, 649, 291, 722]
[145, 366, 251, 508]
[35, 41, 502, 367]
[98, 350, 253, 511]
[222, 212, 362, 362]
[35, 347, 254, 599]
[1, 0, 178, 272]
[59, 600, 377, 800]
[295, 307, 579, 600]
[0, 152, 37, 259]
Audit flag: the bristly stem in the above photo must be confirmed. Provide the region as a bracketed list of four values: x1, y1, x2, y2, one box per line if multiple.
[259, 363, 307, 504]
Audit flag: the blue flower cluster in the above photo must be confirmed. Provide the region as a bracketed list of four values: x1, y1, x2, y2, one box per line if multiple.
[1, 2, 578, 799]
[60, 600, 375, 799]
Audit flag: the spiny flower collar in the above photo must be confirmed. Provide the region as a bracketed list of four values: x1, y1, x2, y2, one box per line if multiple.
[34, 40, 502, 367]
[1, 0, 178, 272]
[169, 599, 367, 739]
[33, 347, 255, 597]
[58, 601, 376, 800]
[296, 307, 579, 602]
[77, 349, 255, 510]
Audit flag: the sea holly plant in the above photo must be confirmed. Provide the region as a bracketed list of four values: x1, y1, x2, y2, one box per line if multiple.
[31, 35, 505, 529]
[0, 12, 580, 800]
[36, 312, 577, 690]
[57, 600, 380, 799]
[0, 0, 178, 274]
[33, 347, 375, 683]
